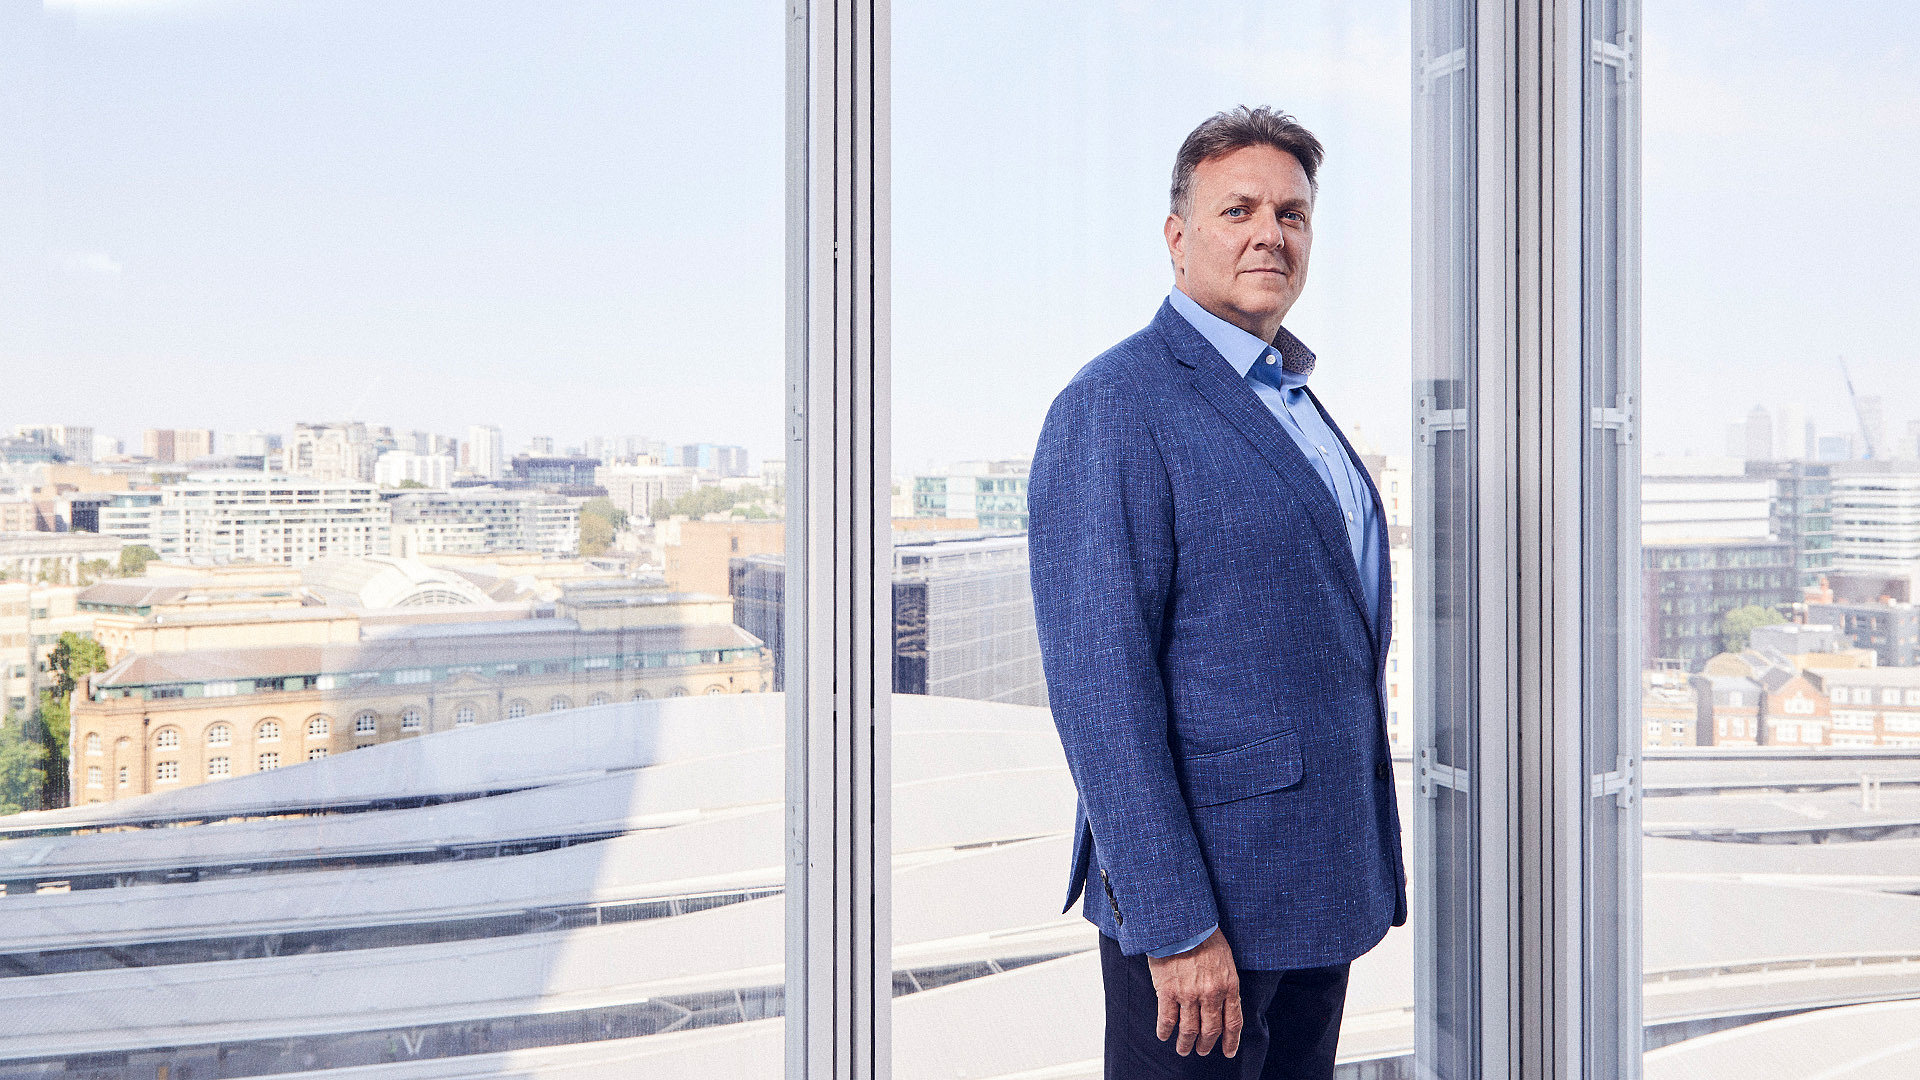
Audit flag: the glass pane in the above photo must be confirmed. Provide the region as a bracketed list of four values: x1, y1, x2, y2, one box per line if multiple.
[1639, 3, 1920, 1074]
[892, 3, 1432, 1074]
[1584, 0, 1642, 1073]
[1412, 0, 1481, 1076]
[0, 2, 785, 1075]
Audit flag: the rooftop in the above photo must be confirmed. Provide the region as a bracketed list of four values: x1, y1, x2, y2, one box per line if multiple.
[91, 622, 765, 692]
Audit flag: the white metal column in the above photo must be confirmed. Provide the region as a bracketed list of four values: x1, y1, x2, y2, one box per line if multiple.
[1418, 0, 1639, 1076]
[786, 0, 892, 1077]
[1486, 0, 1641, 1076]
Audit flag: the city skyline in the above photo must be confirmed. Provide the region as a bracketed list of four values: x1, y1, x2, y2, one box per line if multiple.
[4, 1, 1916, 468]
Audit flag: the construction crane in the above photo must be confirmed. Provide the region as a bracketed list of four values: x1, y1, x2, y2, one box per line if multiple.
[1840, 356, 1877, 460]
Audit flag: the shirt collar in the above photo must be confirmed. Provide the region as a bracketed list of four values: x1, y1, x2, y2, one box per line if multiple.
[1168, 286, 1317, 386]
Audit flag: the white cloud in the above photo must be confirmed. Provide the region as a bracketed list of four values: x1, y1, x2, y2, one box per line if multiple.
[60, 251, 124, 276]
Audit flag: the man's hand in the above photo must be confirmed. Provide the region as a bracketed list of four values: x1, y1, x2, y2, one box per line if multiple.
[1146, 927, 1243, 1057]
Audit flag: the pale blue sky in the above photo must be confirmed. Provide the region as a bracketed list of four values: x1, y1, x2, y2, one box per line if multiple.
[1, 0, 1914, 468]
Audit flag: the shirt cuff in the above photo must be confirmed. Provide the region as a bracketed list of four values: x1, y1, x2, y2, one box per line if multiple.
[1145, 924, 1218, 959]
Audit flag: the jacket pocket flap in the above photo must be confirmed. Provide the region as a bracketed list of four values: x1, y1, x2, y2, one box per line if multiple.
[1175, 729, 1304, 808]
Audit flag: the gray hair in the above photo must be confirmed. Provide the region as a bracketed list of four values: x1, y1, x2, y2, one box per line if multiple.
[1169, 106, 1324, 218]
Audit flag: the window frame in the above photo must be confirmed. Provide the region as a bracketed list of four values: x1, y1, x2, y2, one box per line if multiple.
[783, 1, 1638, 1075]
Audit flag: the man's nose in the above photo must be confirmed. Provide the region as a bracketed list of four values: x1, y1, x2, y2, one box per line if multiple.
[1252, 217, 1286, 251]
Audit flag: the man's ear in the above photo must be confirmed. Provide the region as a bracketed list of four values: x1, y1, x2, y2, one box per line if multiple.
[1164, 214, 1186, 278]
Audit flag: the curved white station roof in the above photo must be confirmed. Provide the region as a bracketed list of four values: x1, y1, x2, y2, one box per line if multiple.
[0, 694, 1916, 1078]
[302, 555, 495, 609]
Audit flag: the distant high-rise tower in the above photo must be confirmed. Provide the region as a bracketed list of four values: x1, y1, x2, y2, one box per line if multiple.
[1774, 403, 1809, 461]
[1859, 395, 1888, 460]
[1739, 405, 1772, 462]
[465, 424, 504, 480]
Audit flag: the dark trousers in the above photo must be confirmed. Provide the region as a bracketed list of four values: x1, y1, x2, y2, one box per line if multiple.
[1099, 932, 1350, 1080]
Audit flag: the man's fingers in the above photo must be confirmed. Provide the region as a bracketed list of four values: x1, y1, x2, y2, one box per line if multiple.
[1176, 997, 1201, 1056]
[1195, 992, 1225, 1057]
[1155, 990, 1180, 1042]
[1222, 988, 1245, 1058]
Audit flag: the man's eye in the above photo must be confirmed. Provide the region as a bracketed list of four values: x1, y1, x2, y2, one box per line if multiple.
[1284, 211, 1306, 223]
[1225, 207, 1247, 218]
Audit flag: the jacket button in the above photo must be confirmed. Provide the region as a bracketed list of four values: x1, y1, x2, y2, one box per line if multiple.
[1376, 760, 1391, 781]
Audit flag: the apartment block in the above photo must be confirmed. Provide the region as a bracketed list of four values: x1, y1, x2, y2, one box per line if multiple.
[100, 477, 390, 566]
[911, 460, 1030, 531]
[386, 488, 580, 556]
[141, 429, 215, 465]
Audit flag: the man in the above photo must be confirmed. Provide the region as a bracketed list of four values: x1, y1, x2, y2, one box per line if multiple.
[1028, 106, 1405, 1079]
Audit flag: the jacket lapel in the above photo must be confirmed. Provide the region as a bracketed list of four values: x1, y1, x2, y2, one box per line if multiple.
[1308, 386, 1393, 658]
[1153, 303, 1374, 631]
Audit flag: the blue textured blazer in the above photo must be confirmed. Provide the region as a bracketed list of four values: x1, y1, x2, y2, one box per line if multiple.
[1029, 299, 1406, 971]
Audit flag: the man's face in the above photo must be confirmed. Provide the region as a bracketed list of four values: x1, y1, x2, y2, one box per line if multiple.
[1164, 144, 1314, 338]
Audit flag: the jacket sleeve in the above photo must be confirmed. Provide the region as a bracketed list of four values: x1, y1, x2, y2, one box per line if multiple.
[1029, 378, 1219, 955]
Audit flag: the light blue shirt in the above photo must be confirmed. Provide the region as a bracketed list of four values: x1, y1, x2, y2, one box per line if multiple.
[1143, 288, 1383, 960]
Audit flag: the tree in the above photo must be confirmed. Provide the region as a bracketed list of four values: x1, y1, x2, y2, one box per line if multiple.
[577, 497, 628, 558]
[50, 632, 110, 700]
[394, 478, 428, 489]
[0, 716, 49, 816]
[117, 544, 159, 577]
[33, 691, 70, 809]
[651, 486, 738, 521]
[1720, 604, 1786, 653]
[76, 558, 114, 586]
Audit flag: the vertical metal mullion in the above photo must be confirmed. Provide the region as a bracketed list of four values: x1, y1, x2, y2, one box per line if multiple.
[1472, 0, 1516, 1075]
[1508, 0, 1588, 1073]
[787, 0, 889, 1077]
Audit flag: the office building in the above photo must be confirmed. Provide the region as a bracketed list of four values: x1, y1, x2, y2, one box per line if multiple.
[217, 431, 281, 459]
[0, 532, 132, 584]
[891, 535, 1044, 705]
[1857, 395, 1889, 461]
[1828, 466, 1920, 573]
[663, 520, 783, 597]
[677, 443, 750, 477]
[760, 458, 786, 493]
[0, 582, 95, 718]
[1746, 460, 1834, 588]
[1725, 406, 1772, 463]
[1774, 403, 1812, 461]
[1805, 599, 1920, 669]
[1641, 539, 1796, 671]
[373, 451, 455, 489]
[464, 425, 504, 480]
[140, 429, 215, 465]
[1746, 622, 1854, 660]
[732, 533, 1044, 707]
[1641, 458, 1771, 542]
[70, 620, 772, 802]
[12, 426, 94, 464]
[510, 455, 601, 489]
[386, 488, 580, 556]
[598, 463, 703, 519]
[911, 461, 1031, 531]
[286, 423, 376, 483]
[96, 493, 164, 546]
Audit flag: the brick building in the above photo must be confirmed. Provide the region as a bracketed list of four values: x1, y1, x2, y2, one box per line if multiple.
[71, 620, 770, 803]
